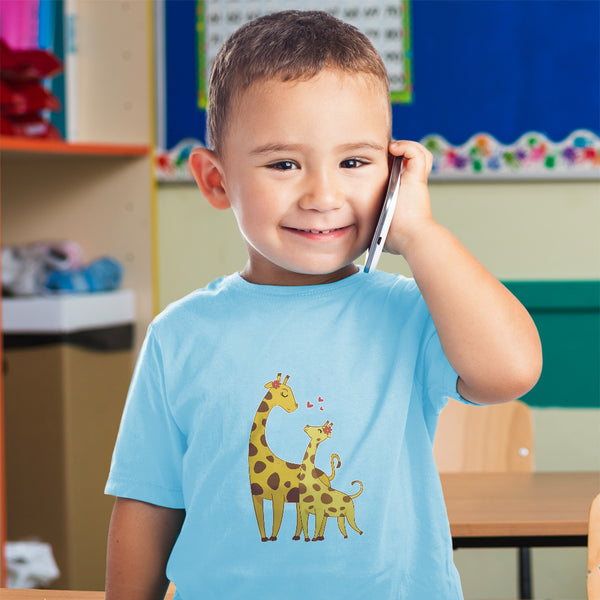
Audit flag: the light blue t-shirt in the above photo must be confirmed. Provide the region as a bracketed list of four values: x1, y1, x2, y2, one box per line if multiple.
[106, 269, 465, 599]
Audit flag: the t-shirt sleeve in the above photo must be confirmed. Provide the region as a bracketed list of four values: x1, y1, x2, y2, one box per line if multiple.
[105, 324, 186, 508]
[417, 317, 475, 415]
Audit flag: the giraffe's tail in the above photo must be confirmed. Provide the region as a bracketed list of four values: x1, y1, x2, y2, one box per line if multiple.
[349, 480, 363, 499]
[328, 453, 341, 481]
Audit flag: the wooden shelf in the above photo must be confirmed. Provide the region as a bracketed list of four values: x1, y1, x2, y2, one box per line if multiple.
[0, 136, 149, 158]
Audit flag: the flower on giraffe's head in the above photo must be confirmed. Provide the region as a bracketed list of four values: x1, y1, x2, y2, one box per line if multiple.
[323, 423, 333, 436]
[271, 379, 280, 389]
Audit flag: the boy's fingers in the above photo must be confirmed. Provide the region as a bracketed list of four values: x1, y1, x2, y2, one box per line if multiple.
[389, 140, 433, 179]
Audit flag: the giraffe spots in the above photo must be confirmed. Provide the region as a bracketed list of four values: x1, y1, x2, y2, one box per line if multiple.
[266, 455, 275, 462]
[321, 493, 333, 504]
[286, 461, 300, 469]
[254, 461, 266, 473]
[327, 507, 337, 513]
[343, 495, 351, 503]
[267, 472, 280, 490]
[262, 418, 267, 427]
[298, 483, 307, 494]
[258, 399, 270, 411]
[298, 472, 305, 481]
[303, 451, 309, 462]
[284, 481, 291, 488]
[248, 443, 258, 457]
[312, 483, 321, 491]
[300, 464, 306, 472]
[251, 483, 263, 496]
[251, 422, 257, 432]
[287, 488, 299, 502]
[260, 434, 268, 447]
[303, 495, 314, 503]
[311, 469, 321, 479]
[310, 455, 315, 464]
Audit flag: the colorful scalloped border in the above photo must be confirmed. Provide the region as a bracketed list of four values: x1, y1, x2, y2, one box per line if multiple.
[155, 138, 199, 182]
[424, 129, 600, 179]
[155, 129, 600, 182]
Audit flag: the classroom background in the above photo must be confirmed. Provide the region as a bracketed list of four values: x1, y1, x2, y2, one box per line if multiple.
[1, 0, 599, 598]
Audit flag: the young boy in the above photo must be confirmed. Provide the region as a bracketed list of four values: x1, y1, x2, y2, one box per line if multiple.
[105, 11, 541, 600]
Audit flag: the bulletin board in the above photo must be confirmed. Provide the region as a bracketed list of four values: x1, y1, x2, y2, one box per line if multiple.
[156, 0, 599, 180]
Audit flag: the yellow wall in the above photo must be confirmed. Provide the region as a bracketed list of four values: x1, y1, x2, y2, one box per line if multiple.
[157, 178, 599, 599]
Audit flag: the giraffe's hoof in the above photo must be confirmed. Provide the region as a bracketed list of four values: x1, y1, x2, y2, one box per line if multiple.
[312, 536, 324, 541]
[261, 537, 269, 542]
[269, 536, 277, 541]
[292, 536, 300, 540]
[304, 538, 310, 542]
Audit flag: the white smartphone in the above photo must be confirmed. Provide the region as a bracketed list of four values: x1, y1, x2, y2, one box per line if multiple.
[364, 156, 404, 273]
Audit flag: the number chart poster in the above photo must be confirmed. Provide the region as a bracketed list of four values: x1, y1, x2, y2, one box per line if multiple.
[156, 0, 599, 180]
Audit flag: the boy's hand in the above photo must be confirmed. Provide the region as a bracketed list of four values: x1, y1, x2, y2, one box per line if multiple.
[383, 140, 435, 257]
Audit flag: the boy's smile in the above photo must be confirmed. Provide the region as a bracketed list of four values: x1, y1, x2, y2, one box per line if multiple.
[205, 69, 391, 286]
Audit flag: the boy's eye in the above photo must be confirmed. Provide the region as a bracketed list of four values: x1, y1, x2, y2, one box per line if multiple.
[268, 160, 297, 171]
[340, 158, 366, 169]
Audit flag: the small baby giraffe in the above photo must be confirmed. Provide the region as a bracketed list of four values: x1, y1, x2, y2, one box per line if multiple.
[298, 421, 363, 541]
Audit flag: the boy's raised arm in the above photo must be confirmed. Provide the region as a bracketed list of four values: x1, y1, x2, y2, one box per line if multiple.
[106, 497, 185, 600]
[387, 141, 543, 405]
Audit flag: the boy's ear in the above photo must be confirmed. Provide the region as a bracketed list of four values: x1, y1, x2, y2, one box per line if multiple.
[189, 148, 230, 210]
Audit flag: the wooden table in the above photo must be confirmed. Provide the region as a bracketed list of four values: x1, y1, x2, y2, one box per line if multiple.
[442, 471, 599, 599]
[0, 589, 176, 599]
[0, 593, 105, 599]
[441, 471, 599, 548]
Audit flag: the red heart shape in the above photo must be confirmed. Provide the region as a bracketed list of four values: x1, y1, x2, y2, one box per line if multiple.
[307, 401, 314, 408]
[318, 397, 324, 402]
[320, 407, 324, 411]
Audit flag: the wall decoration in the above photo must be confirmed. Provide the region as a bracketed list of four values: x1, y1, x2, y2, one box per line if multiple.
[424, 130, 600, 180]
[197, 0, 412, 108]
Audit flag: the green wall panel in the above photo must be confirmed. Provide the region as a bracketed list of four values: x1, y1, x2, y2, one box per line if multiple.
[505, 281, 600, 408]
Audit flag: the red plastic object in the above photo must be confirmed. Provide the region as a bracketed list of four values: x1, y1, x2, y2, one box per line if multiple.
[0, 79, 61, 114]
[0, 39, 62, 81]
[1, 113, 62, 139]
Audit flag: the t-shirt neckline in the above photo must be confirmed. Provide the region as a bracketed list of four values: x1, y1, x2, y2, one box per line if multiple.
[227, 267, 369, 298]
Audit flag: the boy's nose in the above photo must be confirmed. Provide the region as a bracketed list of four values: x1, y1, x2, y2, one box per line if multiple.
[298, 169, 343, 212]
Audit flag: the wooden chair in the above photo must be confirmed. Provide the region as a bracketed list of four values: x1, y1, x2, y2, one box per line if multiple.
[589, 493, 600, 600]
[434, 398, 533, 473]
[434, 398, 534, 599]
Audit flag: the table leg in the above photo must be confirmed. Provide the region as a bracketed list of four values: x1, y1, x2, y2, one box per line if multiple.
[519, 547, 532, 600]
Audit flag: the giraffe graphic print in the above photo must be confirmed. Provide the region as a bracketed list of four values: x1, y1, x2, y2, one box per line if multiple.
[247, 374, 362, 542]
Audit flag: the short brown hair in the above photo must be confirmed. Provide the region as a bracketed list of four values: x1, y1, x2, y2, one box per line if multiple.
[207, 10, 390, 155]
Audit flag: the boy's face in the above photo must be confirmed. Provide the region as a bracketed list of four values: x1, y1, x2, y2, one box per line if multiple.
[217, 69, 391, 286]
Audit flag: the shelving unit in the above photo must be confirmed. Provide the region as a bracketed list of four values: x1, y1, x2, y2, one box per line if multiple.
[1, 0, 155, 590]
